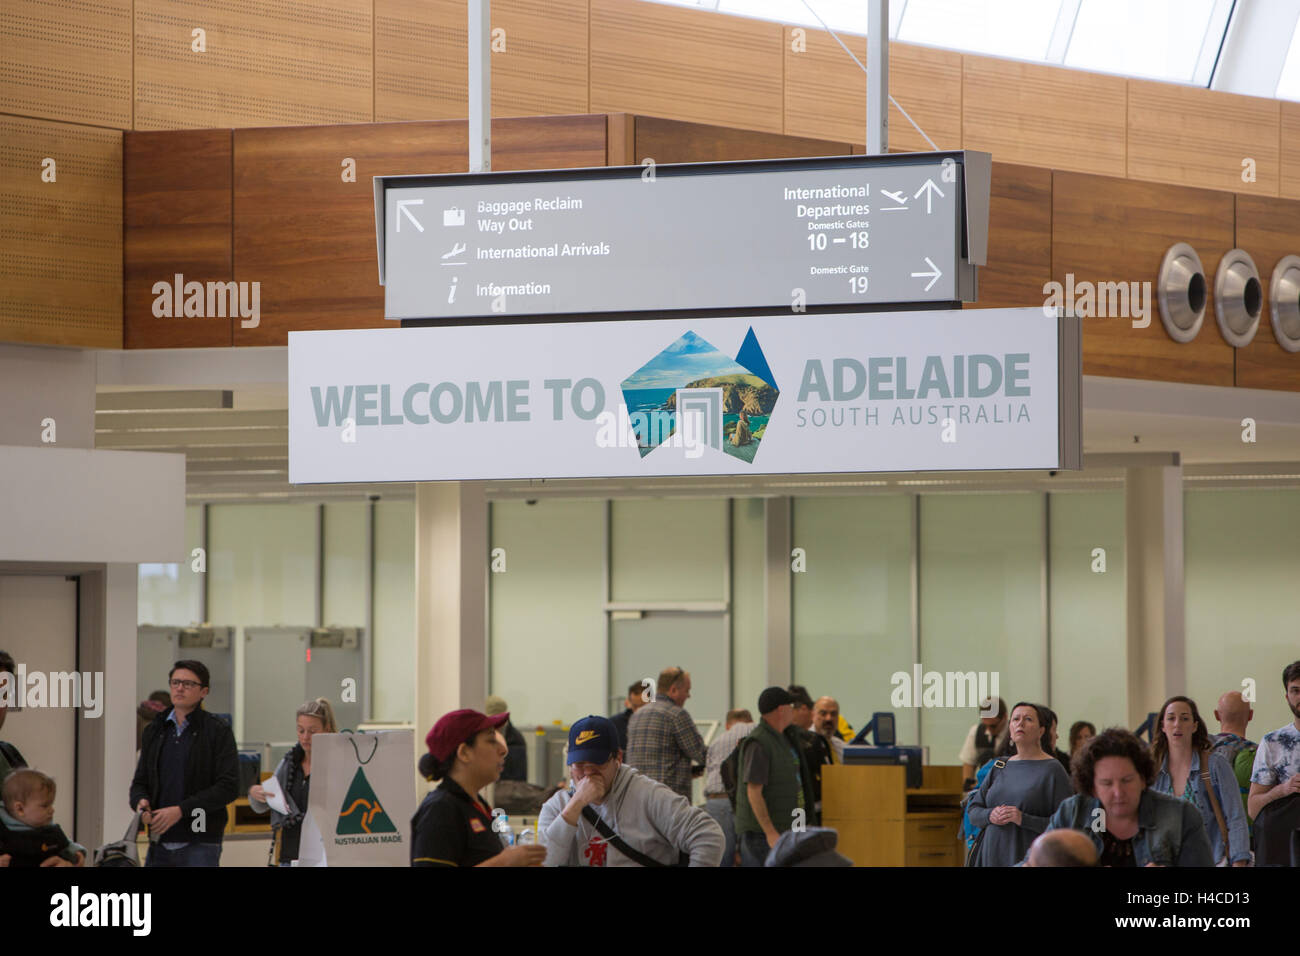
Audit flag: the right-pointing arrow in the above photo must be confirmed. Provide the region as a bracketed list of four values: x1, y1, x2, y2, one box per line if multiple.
[396, 199, 424, 233]
[911, 257, 942, 292]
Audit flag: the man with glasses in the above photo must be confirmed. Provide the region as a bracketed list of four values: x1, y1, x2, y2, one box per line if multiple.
[129, 660, 238, 866]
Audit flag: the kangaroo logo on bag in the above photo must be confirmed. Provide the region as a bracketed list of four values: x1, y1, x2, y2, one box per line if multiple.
[337, 768, 397, 835]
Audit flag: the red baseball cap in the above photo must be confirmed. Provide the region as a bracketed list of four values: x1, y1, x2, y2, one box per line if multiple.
[425, 709, 509, 762]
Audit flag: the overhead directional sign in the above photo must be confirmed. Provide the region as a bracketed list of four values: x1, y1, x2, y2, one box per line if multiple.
[374, 151, 990, 321]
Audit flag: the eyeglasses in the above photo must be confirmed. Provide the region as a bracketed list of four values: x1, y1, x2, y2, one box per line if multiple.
[169, 679, 202, 690]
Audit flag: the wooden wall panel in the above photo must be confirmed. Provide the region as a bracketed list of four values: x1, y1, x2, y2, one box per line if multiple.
[976, 162, 1051, 309]
[134, 0, 372, 130]
[0, 0, 132, 129]
[0, 116, 121, 348]
[590, 0, 783, 134]
[1054, 171, 1234, 387]
[1282, 102, 1300, 202]
[633, 116, 851, 165]
[376, 0, 589, 123]
[784, 34, 961, 152]
[964, 55, 1126, 177]
[1234, 193, 1300, 392]
[1128, 81, 1279, 196]
[231, 116, 607, 345]
[124, 130, 233, 349]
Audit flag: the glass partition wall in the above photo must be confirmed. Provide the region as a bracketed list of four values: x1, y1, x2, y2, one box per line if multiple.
[145, 487, 1300, 765]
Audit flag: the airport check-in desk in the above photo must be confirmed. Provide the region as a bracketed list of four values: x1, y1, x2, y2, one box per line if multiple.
[822, 764, 967, 866]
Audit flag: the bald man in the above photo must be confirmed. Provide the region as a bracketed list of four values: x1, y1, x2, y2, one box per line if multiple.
[812, 697, 846, 762]
[1025, 829, 1098, 867]
[1210, 690, 1257, 821]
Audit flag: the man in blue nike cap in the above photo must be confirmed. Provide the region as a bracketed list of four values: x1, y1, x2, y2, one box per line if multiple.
[537, 715, 724, 867]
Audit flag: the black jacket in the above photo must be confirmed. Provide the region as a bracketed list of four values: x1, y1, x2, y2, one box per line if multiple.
[129, 707, 239, 843]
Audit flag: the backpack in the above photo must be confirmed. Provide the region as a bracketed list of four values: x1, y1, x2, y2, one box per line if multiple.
[720, 737, 750, 810]
[1253, 792, 1300, 866]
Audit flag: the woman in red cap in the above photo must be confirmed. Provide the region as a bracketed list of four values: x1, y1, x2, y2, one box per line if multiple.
[411, 708, 547, 867]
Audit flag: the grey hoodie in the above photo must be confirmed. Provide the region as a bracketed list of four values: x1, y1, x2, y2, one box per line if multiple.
[538, 765, 724, 867]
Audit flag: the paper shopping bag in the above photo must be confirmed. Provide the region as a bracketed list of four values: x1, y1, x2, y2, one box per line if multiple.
[306, 730, 416, 866]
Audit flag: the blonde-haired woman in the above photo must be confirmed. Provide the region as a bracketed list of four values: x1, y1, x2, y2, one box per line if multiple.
[248, 698, 337, 865]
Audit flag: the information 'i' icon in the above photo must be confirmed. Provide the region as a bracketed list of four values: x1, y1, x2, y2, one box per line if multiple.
[448, 276, 459, 304]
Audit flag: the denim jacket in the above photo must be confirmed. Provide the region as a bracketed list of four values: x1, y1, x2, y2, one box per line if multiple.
[1152, 751, 1251, 864]
[1037, 789, 1214, 866]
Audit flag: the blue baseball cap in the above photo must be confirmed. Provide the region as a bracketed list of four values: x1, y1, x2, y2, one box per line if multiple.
[567, 715, 620, 765]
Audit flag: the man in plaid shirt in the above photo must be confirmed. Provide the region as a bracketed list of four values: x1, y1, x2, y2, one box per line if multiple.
[626, 667, 707, 799]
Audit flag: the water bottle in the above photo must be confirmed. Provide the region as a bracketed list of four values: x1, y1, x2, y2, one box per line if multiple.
[496, 813, 514, 847]
[517, 825, 537, 846]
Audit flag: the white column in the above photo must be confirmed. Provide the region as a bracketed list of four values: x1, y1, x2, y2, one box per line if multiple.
[1124, 462, 1185, 726]
[764, 497, 792, 687]
[413, 482, 488, 764]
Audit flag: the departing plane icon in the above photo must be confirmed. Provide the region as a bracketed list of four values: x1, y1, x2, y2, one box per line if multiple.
[881, 189, 907, 204]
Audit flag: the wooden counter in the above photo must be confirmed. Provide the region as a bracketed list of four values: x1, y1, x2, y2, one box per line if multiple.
[822, 764, 966, 866]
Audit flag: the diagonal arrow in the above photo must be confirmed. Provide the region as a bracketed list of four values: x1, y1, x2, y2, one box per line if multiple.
[911, 256, 942, 292]
[913, 178, 944, 214]
[396, 199, 424, 233]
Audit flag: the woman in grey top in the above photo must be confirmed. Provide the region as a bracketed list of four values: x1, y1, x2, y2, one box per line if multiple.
[966, 702, 1072, 866]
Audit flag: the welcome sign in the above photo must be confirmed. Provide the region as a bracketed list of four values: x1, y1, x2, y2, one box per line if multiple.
[288, 308, 1079, 483]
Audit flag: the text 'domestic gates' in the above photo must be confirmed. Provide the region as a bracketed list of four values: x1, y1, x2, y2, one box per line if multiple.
[374, 151, 991, 320]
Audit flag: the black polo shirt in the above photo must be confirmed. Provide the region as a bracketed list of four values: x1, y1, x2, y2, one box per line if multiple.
[411, 777, 502, 867]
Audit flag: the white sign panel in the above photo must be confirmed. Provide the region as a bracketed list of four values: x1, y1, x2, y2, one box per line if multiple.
[288, 308, 1080, 483]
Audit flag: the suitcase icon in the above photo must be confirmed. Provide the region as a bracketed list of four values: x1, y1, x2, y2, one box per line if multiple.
[443, 207, 465, 226]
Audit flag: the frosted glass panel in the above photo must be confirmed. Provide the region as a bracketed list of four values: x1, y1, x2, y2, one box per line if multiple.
[138, 504, 203, 625]
[1066, 0, 1217, 83]
[731, 498, 767, 716]
[919, 494, 1045, 763]
[899, 0, 1060, 60]
[1049, 492, 1126, 735]
[1279, 20, 1300, 101]
[1186, 490, 1300, 740]
[610, 499, 727, 602]
[323, 502, 366, 628]
[490, 499, 606, 727]
[208, 503, 316, 627]
[208, 503, 317, 741]
[793, 495, 914, 744]
[372, 500, 414, 722]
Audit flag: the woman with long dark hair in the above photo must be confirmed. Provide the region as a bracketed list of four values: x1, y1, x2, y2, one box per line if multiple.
[248, 697, 336, 865]
[1150, 696, 1250, 866]
[965, 702, 1071, 866]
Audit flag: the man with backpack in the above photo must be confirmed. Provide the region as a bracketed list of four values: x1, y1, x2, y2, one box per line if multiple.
[704, 708, 753, 867]
[1248, 661, 1300, 863]
[733, 687, 812, 867]
[1209, 690, 1256, 823]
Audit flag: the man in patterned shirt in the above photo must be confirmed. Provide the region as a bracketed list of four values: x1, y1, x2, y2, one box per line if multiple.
[1248, 660, 1300, 819]
[626, 666, 707, 800]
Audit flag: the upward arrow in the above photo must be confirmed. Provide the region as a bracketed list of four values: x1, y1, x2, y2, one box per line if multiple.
[396, 199, 424, 233]
[913, 179, 944, 214]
